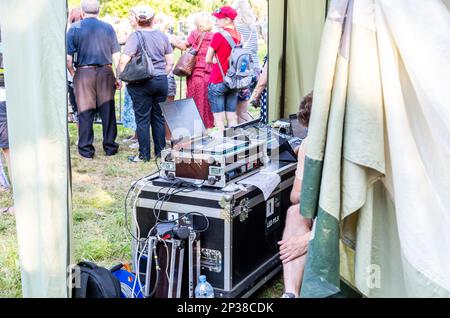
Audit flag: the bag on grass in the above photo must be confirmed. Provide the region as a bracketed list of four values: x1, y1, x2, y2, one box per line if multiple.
[72, 261, 121, 298]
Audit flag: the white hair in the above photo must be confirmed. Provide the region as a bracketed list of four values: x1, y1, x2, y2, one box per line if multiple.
[81, 0, 100, 15]
[232, 0, 257, 28]
[194, 12, 214, 32]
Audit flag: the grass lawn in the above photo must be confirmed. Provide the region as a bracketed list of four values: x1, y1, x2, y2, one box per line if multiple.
[0, 123, 282, 298]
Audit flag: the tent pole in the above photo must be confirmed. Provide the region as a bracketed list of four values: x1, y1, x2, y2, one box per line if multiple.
[279, 0, 289, 119]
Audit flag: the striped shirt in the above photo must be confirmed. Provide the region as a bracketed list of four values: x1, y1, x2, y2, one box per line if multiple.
[236, 23, 261, 71]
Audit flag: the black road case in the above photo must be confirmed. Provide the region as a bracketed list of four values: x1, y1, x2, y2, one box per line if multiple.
[134, 161, 296, 298]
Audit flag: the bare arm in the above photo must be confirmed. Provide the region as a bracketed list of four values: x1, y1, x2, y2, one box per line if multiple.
[171, 37, 190, 51]
[250, 62, 268, 102]
[112, 52, 123, 89]
[118, 54, 132, 74]
[112, 52, 121, 76]
[290, 142, 307, 204]
[165, 53, 174, 75]
[205, 47, 215, 64]
[66, 55, 75, 78]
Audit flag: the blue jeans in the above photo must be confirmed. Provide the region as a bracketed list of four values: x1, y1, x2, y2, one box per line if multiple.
[127, 76, 168, 161]
[208, 83, 239, 113]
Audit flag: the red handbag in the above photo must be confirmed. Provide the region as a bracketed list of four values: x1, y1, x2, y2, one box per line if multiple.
[173, 32, 206, 77]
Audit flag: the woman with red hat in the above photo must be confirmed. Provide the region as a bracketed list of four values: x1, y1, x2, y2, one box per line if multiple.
[205, 6, 241, 133]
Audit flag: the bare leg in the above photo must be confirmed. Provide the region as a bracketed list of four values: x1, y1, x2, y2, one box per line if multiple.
[225, 112, 238, 129]
[280, 205, 312, 297]
[214, 112, 226, 133]
[237, 100, 253, 124]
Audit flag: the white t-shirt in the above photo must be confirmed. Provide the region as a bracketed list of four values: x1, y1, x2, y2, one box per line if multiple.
[0, 88, 5, 102]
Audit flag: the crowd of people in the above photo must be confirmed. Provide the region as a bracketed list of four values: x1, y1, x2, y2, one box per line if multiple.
[66, 0, 267, 162]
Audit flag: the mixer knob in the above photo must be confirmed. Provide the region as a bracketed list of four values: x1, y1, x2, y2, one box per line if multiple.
[208, 176, 217, 185]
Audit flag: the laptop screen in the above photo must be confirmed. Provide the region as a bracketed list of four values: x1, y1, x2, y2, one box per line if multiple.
[160, 98, 206, 143]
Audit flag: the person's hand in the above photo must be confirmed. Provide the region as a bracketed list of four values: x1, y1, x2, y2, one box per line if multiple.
[278, 231, 311, 264]
[249, 99, 260, 109]
[115, 80, 123, 90]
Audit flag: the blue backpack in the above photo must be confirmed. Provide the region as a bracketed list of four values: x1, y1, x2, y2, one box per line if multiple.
[216, 30, 254, 90]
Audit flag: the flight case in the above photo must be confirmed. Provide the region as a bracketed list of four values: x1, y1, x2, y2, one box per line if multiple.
[134, 161, 296, 298]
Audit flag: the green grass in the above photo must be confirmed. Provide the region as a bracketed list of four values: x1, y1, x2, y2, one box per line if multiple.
[69, 124, 153, 269]
[0, 155, 20, 298]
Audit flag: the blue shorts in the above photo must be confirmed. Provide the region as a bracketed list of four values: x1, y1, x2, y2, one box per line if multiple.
[208, 83, 239, 113]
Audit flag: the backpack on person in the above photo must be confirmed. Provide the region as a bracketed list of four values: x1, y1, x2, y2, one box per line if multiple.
[119, 31, 156, 83]
[216, 30, 254, 90]
[72, 261, 122, 298]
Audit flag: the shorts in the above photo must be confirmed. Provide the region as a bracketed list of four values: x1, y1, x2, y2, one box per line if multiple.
[167, 73, 177, 97]
[208, 83, 239, 113]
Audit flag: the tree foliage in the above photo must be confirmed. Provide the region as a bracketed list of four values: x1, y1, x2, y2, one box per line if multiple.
[68, 0, 267, 20]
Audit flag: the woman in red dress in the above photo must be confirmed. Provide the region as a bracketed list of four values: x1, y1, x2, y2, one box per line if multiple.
[174, 13, 214, 128]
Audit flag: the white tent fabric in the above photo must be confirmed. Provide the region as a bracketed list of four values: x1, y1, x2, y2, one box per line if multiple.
[300, 0, 450, 298]
[0, 0, 71, 297]
[374, 0, 450, 296]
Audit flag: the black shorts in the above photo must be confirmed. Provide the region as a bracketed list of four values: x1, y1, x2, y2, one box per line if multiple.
[0, 101, 8, 149]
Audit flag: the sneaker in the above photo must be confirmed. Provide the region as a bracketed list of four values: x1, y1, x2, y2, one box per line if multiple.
[128, 155, 148, 163]
[129, 142, 139, 149]
[281, 292, 297, 299]
[122, 136, 134, 144]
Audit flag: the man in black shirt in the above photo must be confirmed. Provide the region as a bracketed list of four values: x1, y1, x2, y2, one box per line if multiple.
[67, 0, 121, 159]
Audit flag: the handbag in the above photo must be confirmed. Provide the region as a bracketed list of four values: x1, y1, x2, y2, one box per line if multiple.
[173, 32, 206, 77]
[120, 31, 155, 83]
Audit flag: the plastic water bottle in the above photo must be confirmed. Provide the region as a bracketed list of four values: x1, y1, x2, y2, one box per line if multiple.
[195, 275, 215, 298]
[240, 58, 248, 73]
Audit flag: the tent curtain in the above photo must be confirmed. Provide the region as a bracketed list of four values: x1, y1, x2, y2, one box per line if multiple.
[284, 0, 326, 117]
[300, 0, 450, 298]
[0, 0, 71, 298]
[268, 0, 325, 121]
[268, 0, 285, 121]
